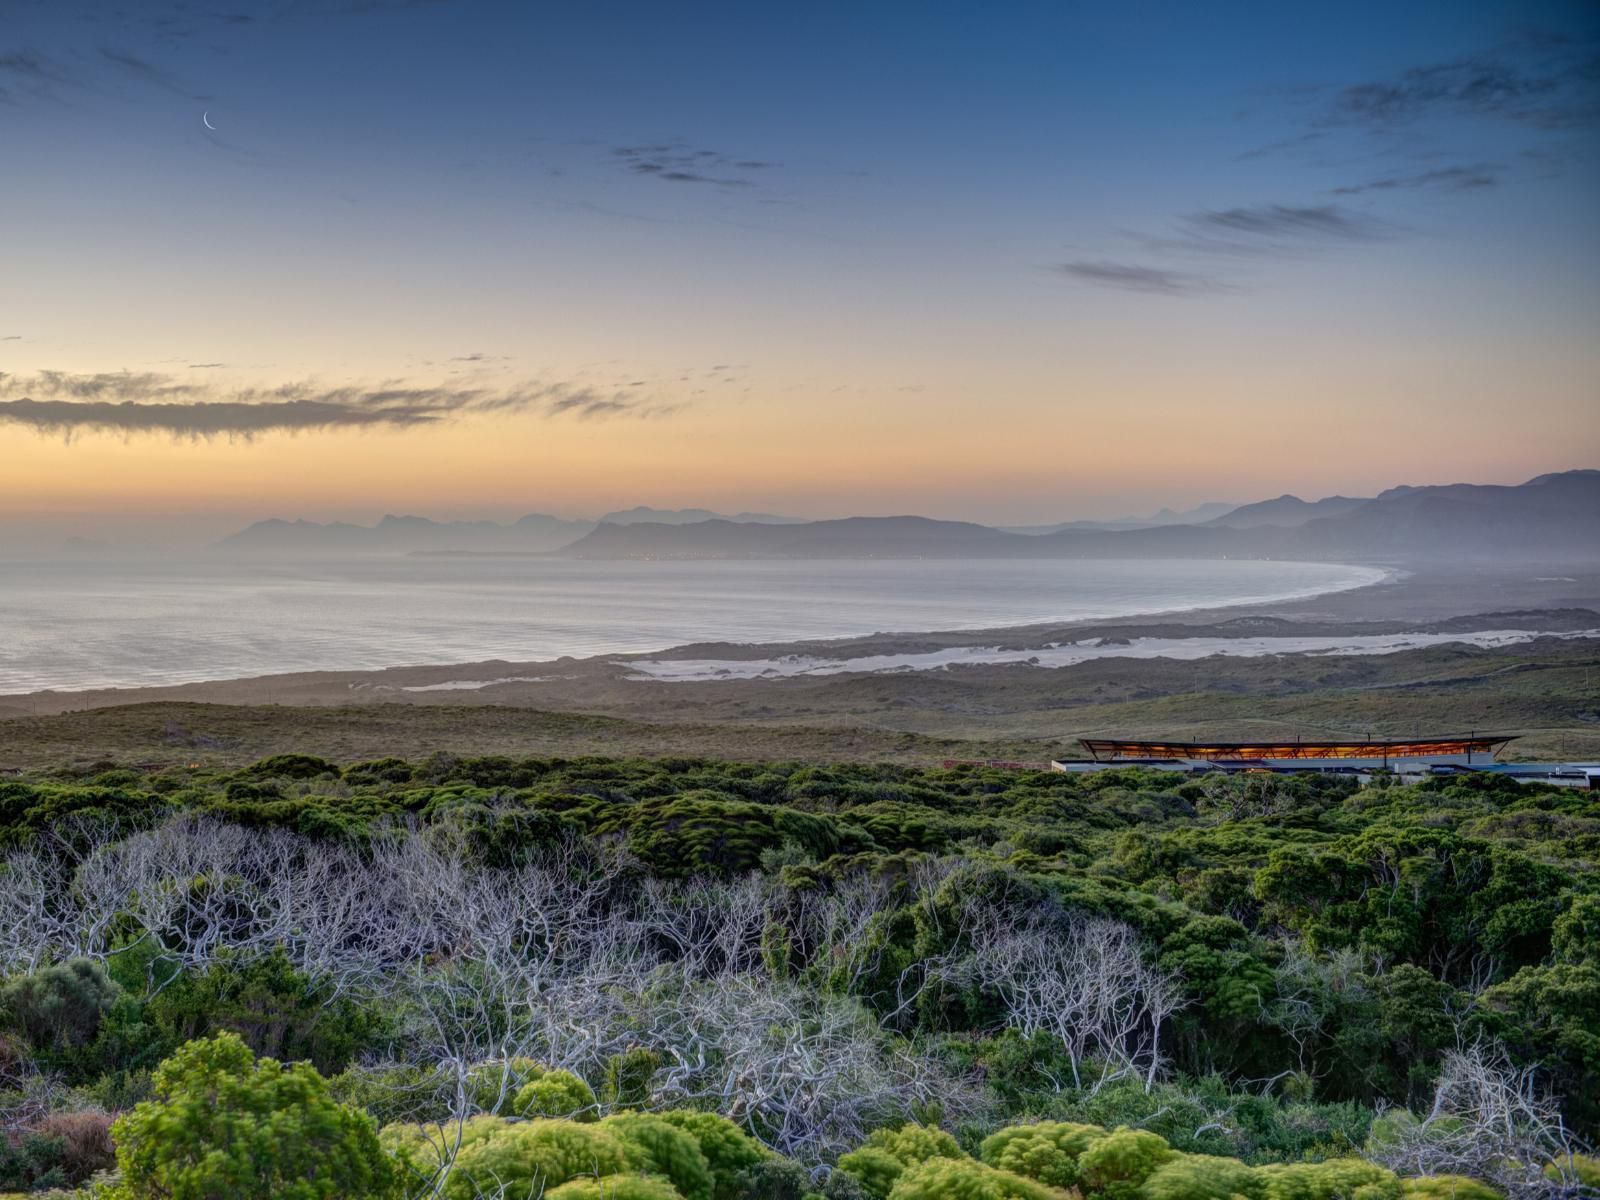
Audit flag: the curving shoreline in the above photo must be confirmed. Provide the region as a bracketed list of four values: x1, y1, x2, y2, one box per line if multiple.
[1, 556, 1387, 697]
[1, 561, 1596, 719]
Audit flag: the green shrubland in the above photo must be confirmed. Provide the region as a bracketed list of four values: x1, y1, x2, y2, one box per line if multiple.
[0, 753, 1595, 1198]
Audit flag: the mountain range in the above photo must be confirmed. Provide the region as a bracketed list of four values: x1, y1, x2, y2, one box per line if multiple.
[1000, 501, 1238, 535]
[1202, 494, 1369, 529]
[216, 507, 805, 554]
[597, 506, 806, 526]
[215, 470, 1599, 562]
[554, 471, 1600, 562]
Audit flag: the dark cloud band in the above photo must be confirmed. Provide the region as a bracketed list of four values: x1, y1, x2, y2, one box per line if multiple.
[0, 371, 676, 438]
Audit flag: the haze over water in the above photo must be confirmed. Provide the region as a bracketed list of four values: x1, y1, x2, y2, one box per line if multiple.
[0, 558, 1383, 694]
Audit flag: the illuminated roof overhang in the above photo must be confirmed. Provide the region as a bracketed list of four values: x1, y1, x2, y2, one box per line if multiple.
[1081, 736, 1515, 762]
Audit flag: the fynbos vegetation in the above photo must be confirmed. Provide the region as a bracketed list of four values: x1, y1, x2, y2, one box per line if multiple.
[0, 754, 1595, 1198]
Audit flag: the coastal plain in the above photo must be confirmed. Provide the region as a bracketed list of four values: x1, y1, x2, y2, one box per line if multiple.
[3, 565, 1596, 771]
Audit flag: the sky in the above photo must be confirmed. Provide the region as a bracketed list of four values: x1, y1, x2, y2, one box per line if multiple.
[1, 0, 1597, 541]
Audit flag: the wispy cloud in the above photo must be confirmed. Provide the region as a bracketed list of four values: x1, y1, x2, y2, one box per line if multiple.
[97, 47, 204, 99]
[1170, 203, 1394, 253]
[2, 40, 206, 106]
[611, 141, 779, 188]
[0, 49, 75, 103]
[1057, 202, 1392, 295]
[1326, 43, 1600, 132]
[1053, 261, 1226, 296]
[1331, 164, 1499, 196]
[78, 0, 448, 46]
[0, 371, 679, 439]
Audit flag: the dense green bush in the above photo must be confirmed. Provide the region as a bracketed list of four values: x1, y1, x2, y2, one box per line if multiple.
[464, 1057, 597, 1119]
[0, 1133, 70, 1193]
[607, 1113, 716, 1200]
[979, 1121, 1102, 1187]
[604, 1047, 665, 1108]
[1075, 1127, 1178, 1199]
[655, 1111, 772, 1199]
[0, 960, 120, 1057]
[327, 1062, 455, 1126]
[836, 1124, 964, 1198]
[885, 1157, 1069, 1199]
[140, 948, 380, 1076]
[545, 1176, 686, 1200]
[1399, 1177, 1503, 1200]
[109, 1032, 397, 1199]
[515, 1069, 599, 1121]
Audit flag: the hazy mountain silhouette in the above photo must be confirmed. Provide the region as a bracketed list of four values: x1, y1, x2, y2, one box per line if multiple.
[213, 471, 1598, 560]
[596, 506, 806, 525]
[1204, 494, 1370, 529]
[217, 513, 595, 554]
[217, 506, 805, 553]
[558, 471, 1600, 561]
[1003, 501, 1237, 534]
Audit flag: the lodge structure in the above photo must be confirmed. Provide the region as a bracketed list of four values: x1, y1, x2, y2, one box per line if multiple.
[1050, 734, 1600, 788]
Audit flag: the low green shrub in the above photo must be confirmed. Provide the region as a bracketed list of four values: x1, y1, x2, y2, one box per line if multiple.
[110, 1032, 397, 1199]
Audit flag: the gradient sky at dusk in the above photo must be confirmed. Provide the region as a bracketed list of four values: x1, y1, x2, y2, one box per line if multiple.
[2, 0, 1597, 537]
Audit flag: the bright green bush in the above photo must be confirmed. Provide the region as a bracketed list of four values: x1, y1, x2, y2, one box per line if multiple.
[1140, 1153, 1262, 1200]
[836, 1148, 909, 1200]
[1253, 1158, 1401, 1200]
[837, 1124, 964, 1199]
[606, 1113, 715, 1200]
[515, 1068, 599, 1120]
[979, 1121, 1103, 1187]
[378, 1115, 511, 1185]
[655, 1110, 771, 1199]
[864, 1124, 964, 1165]
[1399, 1176, 1502, 1200]
[443, 1120, 629, 1199]
[545, 1175, 686, 1200]
[1076, 1128, 1178, 1199]
[886, 1157, 1071, 1199]
[110, 1032, 398, 1200]
[465, 1056, 597, 1119]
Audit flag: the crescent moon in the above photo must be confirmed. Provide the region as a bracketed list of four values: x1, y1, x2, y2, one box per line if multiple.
[202, 111, 216, 131]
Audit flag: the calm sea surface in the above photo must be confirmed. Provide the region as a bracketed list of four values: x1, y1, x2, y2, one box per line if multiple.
[0, 557, 1384, 694]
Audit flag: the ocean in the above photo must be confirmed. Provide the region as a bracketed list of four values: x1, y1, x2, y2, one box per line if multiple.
[0, 556, 1386, 694]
